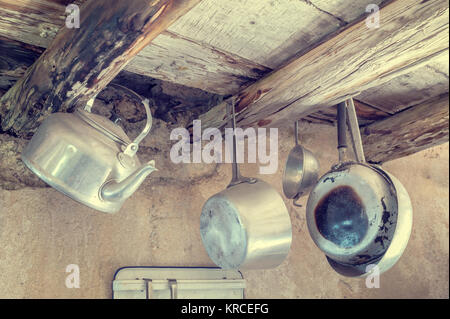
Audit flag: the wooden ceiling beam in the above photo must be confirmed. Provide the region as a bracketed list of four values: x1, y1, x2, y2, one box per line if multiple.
[198, 0, 449, 131]
[362, 93, 449, 163]
[0, 0, 201, 137]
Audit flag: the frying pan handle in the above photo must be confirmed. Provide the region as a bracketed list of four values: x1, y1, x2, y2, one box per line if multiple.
[337, 101, 348, 163]
[336, 98, 367, 164]
[346, 98, 366, 163]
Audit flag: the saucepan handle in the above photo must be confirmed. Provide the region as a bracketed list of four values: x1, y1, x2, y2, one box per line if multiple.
[227, 97, 256, 187]
[294, 120, 299, 146]
[85, 83, 153, 157]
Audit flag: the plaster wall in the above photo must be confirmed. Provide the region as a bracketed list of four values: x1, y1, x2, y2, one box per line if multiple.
[0, 122, 448, 298]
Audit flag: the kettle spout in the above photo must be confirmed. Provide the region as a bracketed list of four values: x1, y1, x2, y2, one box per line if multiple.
[101, 160, 157, 202]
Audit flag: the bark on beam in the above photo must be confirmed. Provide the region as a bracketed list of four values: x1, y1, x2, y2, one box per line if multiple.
[0, 0, 201, 137]
[362, 93, 449, 163]
[198, 0, 449, 131]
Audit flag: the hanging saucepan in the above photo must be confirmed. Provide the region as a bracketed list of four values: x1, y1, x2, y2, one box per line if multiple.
[306, 98, 412, 276]
[200, 98, 292, 270]
[283, 120, 320, 206]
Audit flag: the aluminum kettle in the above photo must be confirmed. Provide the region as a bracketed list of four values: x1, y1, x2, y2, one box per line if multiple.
[21, 85, 157, 213]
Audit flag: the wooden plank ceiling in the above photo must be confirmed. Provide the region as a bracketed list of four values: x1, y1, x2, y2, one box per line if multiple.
[1, 0, 386, 94]
[1, 0, 448, 105]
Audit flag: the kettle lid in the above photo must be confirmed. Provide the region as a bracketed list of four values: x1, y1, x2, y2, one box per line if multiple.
[76, 108, 131, 145]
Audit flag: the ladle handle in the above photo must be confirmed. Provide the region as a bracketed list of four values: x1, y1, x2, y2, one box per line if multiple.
[337, 101, 348, 163]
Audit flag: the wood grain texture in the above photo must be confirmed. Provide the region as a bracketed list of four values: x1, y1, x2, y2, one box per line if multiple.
[310, 0, 386, 23]
[167, 0, 342, 69]
[0, 0, 202, 137]
[362, 93, 449, 163]
[356, 52, 449, 113]
[198, 0, 449, 131]
[0, 0, 65, 48]
[126, 30, 271, 95]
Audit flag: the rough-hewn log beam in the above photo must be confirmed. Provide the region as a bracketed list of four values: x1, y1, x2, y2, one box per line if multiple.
[0, 0, 201, 137]
[362, 93, 449, 163]
[198, 0, 449, 130]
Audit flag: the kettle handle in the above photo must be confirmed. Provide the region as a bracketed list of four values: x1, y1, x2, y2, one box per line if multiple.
[85, 83, 153, 157]
[122, 98, 152, 157]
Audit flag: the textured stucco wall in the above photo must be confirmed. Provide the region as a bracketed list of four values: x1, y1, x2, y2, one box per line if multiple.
[0, 122, 448, 298]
